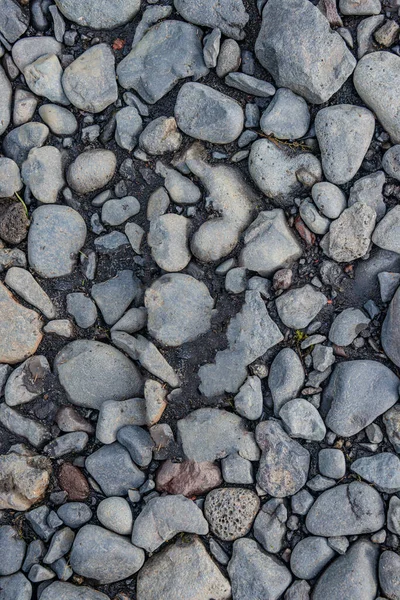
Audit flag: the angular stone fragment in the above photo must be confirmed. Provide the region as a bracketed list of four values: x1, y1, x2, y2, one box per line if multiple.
[117, 20, 208, 104]
[0, 452, 51, 510]
[351, 453, 400, 493]
[70, 525, 144, 585]
[62, 44, 118, 113]
[260, 88, 310, 140]
[85, 443, 145, 496]
[383, 404, 400, 453]
[275, 284, 327, 329]
[321, 202, 376, 262]
[174, 0, 248, 39]
[239, 209, 302, 277]
[0, 282, 42, 364]
[24, 54, 69, 106]
[96, 398, 146, 445]
[54, 340, 142, 409]
[256, 420, 310, 497]
[136, 536, 231, 600]
[329, 307, 370, 346]
[269, 348, 305, 416]
[306, 482, 385, 536]
[249, 139, 322, 207]
[0, 404, 51, 447]
[177, 408, 260, 462]
[156, 460, 222, 497]
[132, 495, 209, 552]
[321, 360, 399, 436]
[255, 0, 356, 104]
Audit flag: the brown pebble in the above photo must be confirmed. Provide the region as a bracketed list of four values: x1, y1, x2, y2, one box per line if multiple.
[0, 199, 29, 245]
[58, 462, 89, 501]
[156, 459, 222, 497]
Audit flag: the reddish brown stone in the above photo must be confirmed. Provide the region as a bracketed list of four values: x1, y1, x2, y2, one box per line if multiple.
[273, 268, 293, 291]
[156, 460, 222, 497]
[295, 216, 316, 246]
[58, 463, 89, 501]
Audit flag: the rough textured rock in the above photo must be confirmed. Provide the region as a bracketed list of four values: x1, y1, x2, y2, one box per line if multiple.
[70, 525, 144, 585]
[239, 209, 302, 277]
[279, 398, 326, 441]
[54, 340, 142, 409]
[145, 274, 214, 347]
[0, 282, 43, 364]
[0, 65, 12, 136]
[306, 482, 385, 536]
[321, 360, 399, 436]
[321, 202, 376, 262]
[313, 540, 379, 600]
[177, 408, 260, 462]
[0, 452, 51, 510]
[249, 139, 322, 207]
[275, 284, 327, 329]
[256, 420, 310, 497]
[204, 488, 259, 541]
[379, 550, 400, 600]
[24, 54, 69, 106]
[117, 20, 208, 104]
[55, 0, 140, 29]
[315, 105, 375, 184]
[384, 404, 400, 453]
[136, 536, 231, 600]
[228, 538, 292, 600]
[132, 495, 208, 552]
[382, 286, 400, 368]
[255, 0, 356, 104]
[354, 52, 400, 143]
[175, 82, 244, 144]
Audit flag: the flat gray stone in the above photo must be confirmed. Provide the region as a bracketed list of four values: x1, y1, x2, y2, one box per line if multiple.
[28, 205, 86, 278]
[382, 285, 400, 367]
[117, 20, 208, 104]
[383, 404, 400, 453]
[290, 536, 335, 579]
[228, 538, 292, 600]
[174, 0, 248, 39]
[54, 340, 142, 410]
[313, 540, 378, 600]
[70, 525, 144, 584]
[177, 407, 260, 462]
[276, 284, 327, 329]
[269, 348, 305, 415]
[216, 38, 241, 77]
[239, 209, 303, 277]
[249, 139, 322, 207]
[379, 550, 400, 600]
[321, 202, 376, 262]
[97, 497, 133, 536]
[91, 270, 141, 326]
[0, 0, 28, 43]
[351, 453, 400, 493]
[24, 54, 69, 106]
[0, 404, 51, 447]
[38, 104, 77, 136]
[0, 65, 11, 136]
[321, 360, 399, 436]
[0, 157, 22, 198]
[115, 107, 143, 152]
[3, 122, 49, 166]
[354, 52, 400, 143]
[255, 0, 355, 104]
[11, 37, 62, 71]
[319, 449, 346, 479]
[348, 171, 386, 220]
[21, 146, 64, 204]
[329, 307, 370, 346]
[260, 88, 310, 140]
[0, 572, 32, 600]
[67, 293, 97, 329]
[148, 214, 191, 272]
[373, 205, 400, 254]
[306, 482, 385, 536]
[40, 581, 109, 600]
[67, 149, 116, 194]
[175, 82, 243, 144]
[63, 44, 118, 113]
[96, 398, 146, 444]
[85, 443, 145, 496]
[57, 503, 92, 529]
[55, 0, 140, 28]
[136, 536, 231, 600]
[145, 273, 214, 347]
[315, 104, 375, 185]
[340, 0, 381, 14]
[234, 376, 263, 420]
[253, 498, 287, 554]
[132, 495, 208, 552]
[383, 144, 400, 181]
[0, 525, 26, 576]
[225, 72, 275, 97]
[256, 420, 310, 497]
[117, 425, 154, 467]
[155, 162, 201, 205]
[5, 267, 56, 319]
[279, 398, 326, 441]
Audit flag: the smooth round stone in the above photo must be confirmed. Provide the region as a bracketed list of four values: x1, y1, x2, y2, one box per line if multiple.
[148, 214, 191, 272]
[0, 525, 26, 575]
[28, 205, 86, 278]
[0, 64, 12, 136]
[54, 340, 142, 410]
[57, 502, 92, 528]
[290, 536, 335, 579]
[311, 182, 347, 219]
[145, 273, 214, 347]
[101, 196, 140, 226]
[175, 82, 244, 144]
[21, 146, 64, 204]
[55, 0, 141, 29]
[67, 149, 117, 194]
[139, 116, 182, 156]
[97, 497, 133, 535]
[40, 581, 109, 600]
[39, 104, 78, 135]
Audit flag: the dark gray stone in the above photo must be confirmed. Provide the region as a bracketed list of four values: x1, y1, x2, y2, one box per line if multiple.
[269, 348, 304, 415]
[3, 122, 49, 166]
[85, 442, 146, 496]
[0, 572, 32, 600]
[351, 453, 400, 493]
[66, 293, 97, 329]
[91, 270, 141, 326]
[117, 425, 154, 467]
[290, 536, 335, 579]
[57, 503, 92, 529]
[0, 525, 26, 576]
